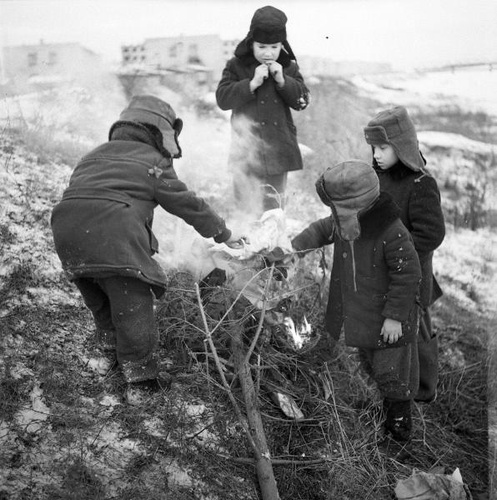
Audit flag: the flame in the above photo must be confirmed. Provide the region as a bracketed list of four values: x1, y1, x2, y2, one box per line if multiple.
[283, 315, 312, 349]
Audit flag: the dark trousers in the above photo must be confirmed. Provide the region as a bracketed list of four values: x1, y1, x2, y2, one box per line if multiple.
[358, 342, 420, 401]
[416, 308, 439, 401]
[233, 171, 288, 215]
[74, 276, 159, 382]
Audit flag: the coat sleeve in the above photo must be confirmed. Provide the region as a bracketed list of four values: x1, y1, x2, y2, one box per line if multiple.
[153, 162, 230, 242]
[382, 223, 422, 322]
[291, 217, 335, 254]
[409, 175, 445, 258]
[216, 59, 257, 111]
[276, 62, 310, 111]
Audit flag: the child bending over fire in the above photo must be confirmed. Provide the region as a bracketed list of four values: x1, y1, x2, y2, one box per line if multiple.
[51, 95, 246, 405]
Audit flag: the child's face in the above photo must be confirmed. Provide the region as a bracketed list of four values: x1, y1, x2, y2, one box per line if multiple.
[253, 41, 283, 64]
[372, 143, 398, 170]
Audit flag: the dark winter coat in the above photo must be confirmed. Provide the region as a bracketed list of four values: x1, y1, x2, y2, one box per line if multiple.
[216, 45, 309, 177]
[51, 129, 230, 297]
[292, 194, 422, 349]
[374, 162, 445, 308]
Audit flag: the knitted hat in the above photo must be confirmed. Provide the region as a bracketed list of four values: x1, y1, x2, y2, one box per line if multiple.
[315, 160, 380, 241]
[118, 95, 183, 158]
[364, 106, 424, 172]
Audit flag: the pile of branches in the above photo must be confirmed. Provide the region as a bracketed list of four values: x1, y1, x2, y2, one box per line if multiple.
[155, 257, 367, 499]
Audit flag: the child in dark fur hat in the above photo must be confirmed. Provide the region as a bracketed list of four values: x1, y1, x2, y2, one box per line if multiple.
[51, 95, 246, 405]
[291, 160, 422, 453]
[216, 5, 310, 217]
[364, 106, 445, 404]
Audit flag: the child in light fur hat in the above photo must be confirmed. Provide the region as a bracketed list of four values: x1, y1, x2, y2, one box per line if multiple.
[364, 106, 445, 404]
[291, 160, 422, 454]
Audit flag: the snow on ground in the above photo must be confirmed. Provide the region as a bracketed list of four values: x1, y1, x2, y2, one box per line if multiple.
[418, 130, 497, 156]
[352, 67, 497, 117]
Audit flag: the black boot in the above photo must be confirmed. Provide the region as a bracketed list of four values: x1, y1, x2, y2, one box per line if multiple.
[378, 399, 413, 460]
[383, 398, 412, 442]
[125, 374, 173, 406]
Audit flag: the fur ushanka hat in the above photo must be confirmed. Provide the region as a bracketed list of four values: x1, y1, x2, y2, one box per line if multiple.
[112, 95, 183, 158]
[315, 160, 380, 241]
[235, 5, 297, 62]
[364, 106, 424, 172]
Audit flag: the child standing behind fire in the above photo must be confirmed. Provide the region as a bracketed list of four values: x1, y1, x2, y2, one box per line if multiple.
[364, 106, 445, 404]
[290, 161, 422, 454]
[216, 5, 310, 217]
[51, 95, 246, 406]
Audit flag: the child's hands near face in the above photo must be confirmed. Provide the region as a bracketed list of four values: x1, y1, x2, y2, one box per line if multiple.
[266, 61, 284, 86]
[381, 318, 403, 344]
[250, 64, 269, 91]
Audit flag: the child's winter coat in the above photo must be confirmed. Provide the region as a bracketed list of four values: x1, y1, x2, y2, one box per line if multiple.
[51, 129, 230, 297]
[215, 6, 309, 178]
[292, 166, 421, 349]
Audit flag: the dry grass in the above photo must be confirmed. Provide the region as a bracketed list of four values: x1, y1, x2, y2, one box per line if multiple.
[0, 78, 493, 499]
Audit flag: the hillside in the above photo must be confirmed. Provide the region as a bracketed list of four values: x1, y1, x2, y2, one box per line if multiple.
[1, 71, 496, 499]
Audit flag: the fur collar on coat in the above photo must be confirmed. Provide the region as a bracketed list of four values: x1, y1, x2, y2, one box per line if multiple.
[358, 192, 401, 240]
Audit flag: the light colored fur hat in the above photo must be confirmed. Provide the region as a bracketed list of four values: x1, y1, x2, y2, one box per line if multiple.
[315, 160, 379, 241]
[364, 106, 424, 172]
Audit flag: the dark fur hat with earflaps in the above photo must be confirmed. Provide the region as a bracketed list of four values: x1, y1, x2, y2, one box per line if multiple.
[234, 5, 297, 65]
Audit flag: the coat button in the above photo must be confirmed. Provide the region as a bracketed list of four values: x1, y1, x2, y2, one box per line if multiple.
[342, 252, 347, 258]
[273, 121, 278, 126]
[261, 100, 265, 104]
[261, 121, 266, 125]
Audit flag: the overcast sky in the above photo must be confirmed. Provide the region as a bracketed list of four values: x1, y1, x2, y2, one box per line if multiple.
[1, 0, 496, 70]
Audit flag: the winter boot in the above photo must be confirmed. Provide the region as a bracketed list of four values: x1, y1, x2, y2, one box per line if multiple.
[95, 327, 117, 353]
[378, 399, 413, 460]
[125, 374, 173, 406]
[383, 398, 412, 442]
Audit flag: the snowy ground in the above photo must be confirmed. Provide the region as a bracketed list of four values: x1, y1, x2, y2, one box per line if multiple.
[1, 67, 496, 498]
[352, 67, 497, 117]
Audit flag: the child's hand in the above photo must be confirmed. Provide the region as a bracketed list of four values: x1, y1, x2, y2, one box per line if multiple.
[251, 64, 269, 91]
[266, 61, 284, 86]
[224, 231, 250, 250]
[381, 318, 403, 344]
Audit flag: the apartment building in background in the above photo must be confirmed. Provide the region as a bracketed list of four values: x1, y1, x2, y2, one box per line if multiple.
[1, 41, 103, 91]
[121, 34, 238, 89]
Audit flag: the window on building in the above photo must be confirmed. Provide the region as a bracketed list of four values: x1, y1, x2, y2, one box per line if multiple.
[28, 52, 37, 67]
[48, 51, 57, 65]
[188, 43, 201, 64]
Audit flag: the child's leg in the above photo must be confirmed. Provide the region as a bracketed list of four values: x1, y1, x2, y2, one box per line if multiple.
[73, 277, 117, 350]
[361, 344, 419, 442]
[368, 343, 419, 401]
[416, 308, 439, 402]
[97, 276, 159, 383]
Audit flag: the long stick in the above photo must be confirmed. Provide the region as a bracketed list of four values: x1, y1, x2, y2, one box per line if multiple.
[195, 281, 281, 499]
[195, 283, 258, 453]
[232, 319, 281, 500]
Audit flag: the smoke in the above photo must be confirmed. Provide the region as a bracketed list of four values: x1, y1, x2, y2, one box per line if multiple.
[0, 66, 127, 155]
[228, 113, 272, 217]
[151, 102, 285, 278]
